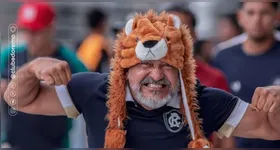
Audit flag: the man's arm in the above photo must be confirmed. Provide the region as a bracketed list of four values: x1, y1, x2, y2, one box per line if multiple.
[1, 65, 9, 98]
[1, 79, 8, 98]
[1, 47, 9, 98]
[231, 86, 280, 140]
[4, 58, 71, 116]
[232, 105, 279, 140]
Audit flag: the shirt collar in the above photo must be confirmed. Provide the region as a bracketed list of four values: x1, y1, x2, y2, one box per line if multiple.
[125, 85, 180, 109]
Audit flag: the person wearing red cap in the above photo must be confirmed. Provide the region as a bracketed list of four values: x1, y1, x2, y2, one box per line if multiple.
[17, 2, 55, 32]
[16, 2, 56, 56]
[0, 2, 88, 148]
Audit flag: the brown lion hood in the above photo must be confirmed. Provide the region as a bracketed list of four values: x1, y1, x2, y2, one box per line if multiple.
[105, 10, 212, 148]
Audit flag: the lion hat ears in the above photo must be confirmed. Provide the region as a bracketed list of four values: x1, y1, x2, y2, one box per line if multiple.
[104, 10, 212, 148]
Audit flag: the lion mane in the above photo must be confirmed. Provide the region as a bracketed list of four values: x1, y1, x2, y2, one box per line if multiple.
[104, 10, 212, 148]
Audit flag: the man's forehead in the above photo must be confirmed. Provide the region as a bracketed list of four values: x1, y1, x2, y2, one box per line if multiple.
[21, 27, 50, 34]
[141, 60, 169, 65]
[242, 2, 275, 11]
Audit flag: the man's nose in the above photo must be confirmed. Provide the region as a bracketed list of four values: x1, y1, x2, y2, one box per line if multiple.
[252, 14, 262, 24]
[149, 68, 164, 81]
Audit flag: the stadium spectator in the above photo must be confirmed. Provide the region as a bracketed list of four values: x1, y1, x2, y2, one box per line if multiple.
[76, 8, 112, 73]
[0, 2, 88, 148]
[216, 13, 243, 43]
[213, 2, 280, 148]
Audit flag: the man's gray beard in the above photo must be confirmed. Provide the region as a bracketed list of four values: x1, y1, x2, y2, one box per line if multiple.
[130, 81, 180, 110]
[251, 36, 268, 43]
[250, 33, 272, 43]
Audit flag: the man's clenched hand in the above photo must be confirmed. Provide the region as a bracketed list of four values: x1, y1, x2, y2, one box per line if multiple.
[251, 86, 280, 114]
[28, 57, 72, 86]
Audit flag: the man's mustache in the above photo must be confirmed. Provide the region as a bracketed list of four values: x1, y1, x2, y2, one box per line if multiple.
[140, 76, 171, 87]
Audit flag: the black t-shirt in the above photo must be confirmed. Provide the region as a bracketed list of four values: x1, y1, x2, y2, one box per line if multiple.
[61, 72, 240, 148]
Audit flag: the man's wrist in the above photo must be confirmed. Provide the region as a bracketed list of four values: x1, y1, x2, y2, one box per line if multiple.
[13, 62, 38, 84]
[270, 110, 280, 134]
[26, 60, 36, 76]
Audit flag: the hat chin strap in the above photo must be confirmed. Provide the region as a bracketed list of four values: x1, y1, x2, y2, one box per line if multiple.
[179, 70, 209, 148]
[179, 70, 195, 140]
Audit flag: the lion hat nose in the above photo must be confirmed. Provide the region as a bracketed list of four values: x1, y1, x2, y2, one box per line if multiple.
[135, 38, 168, 61]
[143, 40, 158, 48]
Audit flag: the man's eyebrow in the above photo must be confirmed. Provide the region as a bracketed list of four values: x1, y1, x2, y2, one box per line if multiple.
[141, 60, 153, 63]
[161, 62, 170, 65]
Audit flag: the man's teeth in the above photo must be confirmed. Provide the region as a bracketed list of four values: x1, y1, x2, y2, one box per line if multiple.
[147, 84, 163, 88]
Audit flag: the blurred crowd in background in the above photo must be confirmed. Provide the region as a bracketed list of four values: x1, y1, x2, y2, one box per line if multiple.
[1, 1, 280, 148]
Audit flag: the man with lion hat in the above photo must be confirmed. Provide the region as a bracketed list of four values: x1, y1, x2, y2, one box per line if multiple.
[4, 10, 280, 148]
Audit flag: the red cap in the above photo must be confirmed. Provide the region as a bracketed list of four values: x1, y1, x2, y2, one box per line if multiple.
[17, 2, 55, 31]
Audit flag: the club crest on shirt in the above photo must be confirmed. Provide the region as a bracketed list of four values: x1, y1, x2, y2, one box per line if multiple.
[163, 109, 184, 133]
[230, 80, 241, 93]
[272, 76, 280, 85]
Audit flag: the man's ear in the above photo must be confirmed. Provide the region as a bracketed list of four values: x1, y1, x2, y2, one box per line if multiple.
[236, 10, 243, 29]
[48, 21, 56, 37]
[124, 68, 129, 79]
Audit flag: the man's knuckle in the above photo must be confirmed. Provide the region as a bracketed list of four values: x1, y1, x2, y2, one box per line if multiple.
[56, 64, 63, 70]
[271, 92, 277, 98]
[262, 89, 269, 95]
[40, 69, 48, 75]
[255, 87, 263, 94]
[51, 67, 57, 72]
[276, 100, 280, 105]
[256, 87, 262, 91]
[61, 61, 68, 67]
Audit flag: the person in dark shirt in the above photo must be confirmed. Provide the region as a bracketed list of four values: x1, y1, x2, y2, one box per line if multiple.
[164, 4, 230, 92]
[213, 1, 280, 148]
[3, 10, 280, 148]
[276, 6, 280, 31]
[0, 2, 88, 148]
[216, 13, 243, 43]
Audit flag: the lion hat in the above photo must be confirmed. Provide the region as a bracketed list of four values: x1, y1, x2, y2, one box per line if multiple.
[105, 10, 212, 148]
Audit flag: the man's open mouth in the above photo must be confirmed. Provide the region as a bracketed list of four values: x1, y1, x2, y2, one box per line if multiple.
[143, 83, 168, 89]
